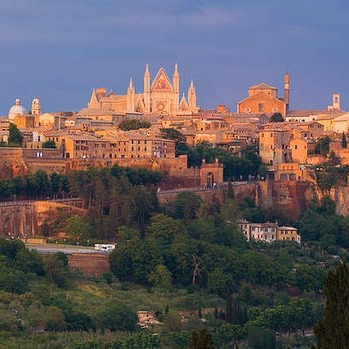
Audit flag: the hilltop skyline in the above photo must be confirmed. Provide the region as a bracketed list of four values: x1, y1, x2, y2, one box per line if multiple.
[0, 0, 348, 114]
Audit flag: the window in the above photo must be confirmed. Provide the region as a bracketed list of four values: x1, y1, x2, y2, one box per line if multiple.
[258, 103, 264, 112]
[295, 145, 298, 149]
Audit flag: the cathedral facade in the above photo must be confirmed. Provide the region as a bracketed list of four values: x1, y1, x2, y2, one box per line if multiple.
[87, 64, 199, 116]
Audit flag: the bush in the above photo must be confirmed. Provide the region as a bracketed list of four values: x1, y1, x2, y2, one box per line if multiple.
[95, 303, 138, 332]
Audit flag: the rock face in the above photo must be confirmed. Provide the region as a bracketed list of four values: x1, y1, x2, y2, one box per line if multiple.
[0, 200, 85, 238]
[325, 186, 349, 217]
[0, 203, 37, 238]
[0, 148, 28, 179]
[257, 181, 312, 220]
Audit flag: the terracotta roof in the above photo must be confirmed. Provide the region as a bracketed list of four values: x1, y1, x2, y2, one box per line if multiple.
[287, 109, 345, 117]
[249, 82, 277, 90]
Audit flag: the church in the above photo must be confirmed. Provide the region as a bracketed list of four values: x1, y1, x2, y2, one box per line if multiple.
[87, 64, 199, 116]
[237, 73, 290, 117]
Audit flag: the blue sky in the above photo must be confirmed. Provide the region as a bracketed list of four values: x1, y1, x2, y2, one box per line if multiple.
[0, 0, 348, 114]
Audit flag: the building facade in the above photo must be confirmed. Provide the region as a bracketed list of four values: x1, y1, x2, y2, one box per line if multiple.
[87, 64, 199, 116]
[237, 74, 290, 116]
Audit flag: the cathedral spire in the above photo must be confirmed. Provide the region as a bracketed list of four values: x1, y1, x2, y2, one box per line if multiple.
[173, 64, 179, 92]
[127, 78, 135, 112]
[188, 79, 197, 109]
[128, 78, 134, 91]
[144, 64, 151, 112]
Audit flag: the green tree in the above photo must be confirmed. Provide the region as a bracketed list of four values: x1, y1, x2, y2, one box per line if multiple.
[148, 214, 179, 247]
[342, 132, 347, 149]
[188, 329, 215, 349]
[8, 123, 23, 146]
[148, 264, 172, 291]
[160, 128, 188, 155]
[247, 327, 276, 349]
[314, 263, 349, 348]
[315, 136, 331, 156]
[66, 215, 92, 241]
[270, 113, 284, 122]
[119, 118, 151, 131]
[95, 303, 138, 331]
[45, 253, 69, 288]
[42, 140, 56, 148]
[174, 191, 202, 222]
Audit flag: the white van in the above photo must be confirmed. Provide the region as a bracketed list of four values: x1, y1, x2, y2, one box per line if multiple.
[94, 244, 116, 251]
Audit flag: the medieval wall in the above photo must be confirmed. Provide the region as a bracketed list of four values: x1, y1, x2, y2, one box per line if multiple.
[0, 147, 28, 179]
[68, 253, 110, 277]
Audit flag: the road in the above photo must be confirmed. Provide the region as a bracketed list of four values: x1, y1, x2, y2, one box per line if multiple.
[0, 197, 84, 207]
[26, 243, 108, 255]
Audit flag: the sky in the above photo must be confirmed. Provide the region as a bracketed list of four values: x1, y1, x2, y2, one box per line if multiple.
[0, 0, 348, 115]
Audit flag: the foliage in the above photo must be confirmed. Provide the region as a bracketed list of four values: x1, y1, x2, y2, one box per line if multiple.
[66, 216, 92, 241]
[118, 118, 151, 131]
[314, 136, 331, 156]
[173, 191, 202, 222]
[342, 132, 347, 149]
[8, 123, 23, 146]
[160, 128, 189, 156]
[188, 329, 215, 349]
[247, 327, 277, 349]
[95, 303, 138, 331]
[45, 253, 69, 288]
[270, 112, 284, 122]
[42, 140, 56, 148]
[314, 263, 349, 348]
[148, 264, 172, 290]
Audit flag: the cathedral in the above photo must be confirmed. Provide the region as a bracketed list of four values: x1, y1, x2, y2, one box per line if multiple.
[87, 64, 199, 116]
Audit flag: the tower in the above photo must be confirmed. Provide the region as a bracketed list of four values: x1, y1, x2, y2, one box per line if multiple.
[31, 97, 41, 115]
[188, 79, 197, 109]
[144, 64, 151, 113]
[172, 64, 180, 114]
[332, 92, 341, 110]
[284, 73, 290, 110]
[126, 78, 135, 112]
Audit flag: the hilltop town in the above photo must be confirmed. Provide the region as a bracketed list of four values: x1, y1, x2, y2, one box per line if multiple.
[1, 65, 349, 348]
[1, 66, 347, 179]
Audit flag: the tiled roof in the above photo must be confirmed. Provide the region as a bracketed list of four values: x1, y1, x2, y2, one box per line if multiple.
[249, 82, 277, 90]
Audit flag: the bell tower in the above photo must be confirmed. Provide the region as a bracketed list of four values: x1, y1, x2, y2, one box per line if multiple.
[31, 97, 41, 115]
[332, 92, 341, 110]
[284, 72, 290, 111]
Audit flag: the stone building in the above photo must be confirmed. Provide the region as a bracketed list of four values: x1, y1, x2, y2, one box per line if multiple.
[8, 99, 27, 122]
[87, 64, 199, 116]
[237, 74, 290, 116]
[238, 219, 301, 243]
[59, 132, 175, 160]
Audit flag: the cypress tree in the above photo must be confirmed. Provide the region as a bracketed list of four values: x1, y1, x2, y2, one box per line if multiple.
[314, 262, 349, 348]
[342, 132, 347, 149]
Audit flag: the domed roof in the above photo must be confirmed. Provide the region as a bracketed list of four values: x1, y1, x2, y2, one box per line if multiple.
[8, 98, 27, 120]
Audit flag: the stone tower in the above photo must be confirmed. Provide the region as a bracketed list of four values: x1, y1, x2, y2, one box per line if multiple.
[188, 79, 197, 109]
[31, 97, 41, 115]
[144, 64, 151, 113]
[332, 92, 341, 110]
[172, 64, 180, 114]
[126, 78, 135, 112]
[284, 73, 290, 110]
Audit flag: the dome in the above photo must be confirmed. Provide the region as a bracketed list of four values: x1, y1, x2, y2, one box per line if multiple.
[8, 98, 27, 121]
